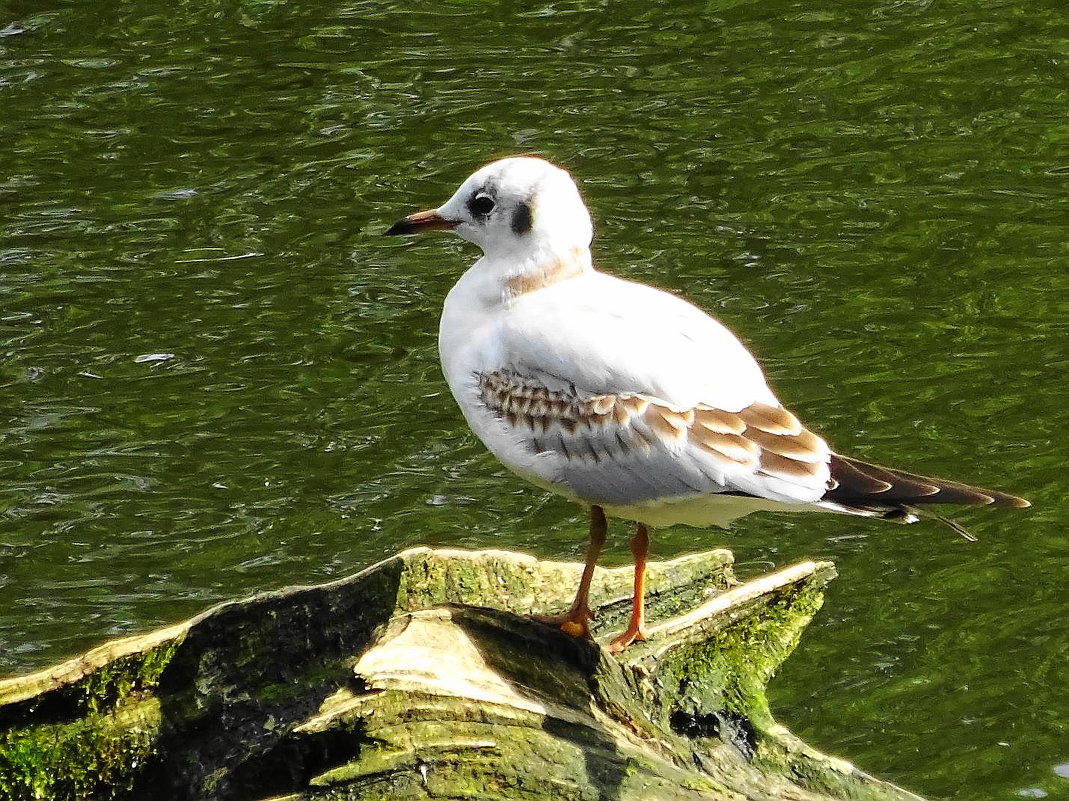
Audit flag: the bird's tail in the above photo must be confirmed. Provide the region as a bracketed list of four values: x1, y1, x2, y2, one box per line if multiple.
[819, 453, 1030, 527]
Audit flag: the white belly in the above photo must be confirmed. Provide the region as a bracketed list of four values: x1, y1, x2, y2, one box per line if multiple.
[602, 494, 818, 529]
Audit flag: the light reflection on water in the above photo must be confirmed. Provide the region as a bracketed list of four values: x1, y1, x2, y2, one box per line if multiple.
[2, 0, 1067, 797]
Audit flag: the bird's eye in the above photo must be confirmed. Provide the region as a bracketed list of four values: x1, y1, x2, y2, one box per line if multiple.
[468, 193, 495, 217]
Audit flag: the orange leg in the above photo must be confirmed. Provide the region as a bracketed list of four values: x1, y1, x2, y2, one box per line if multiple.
[535, 505, 607, 639]
[608, 523, 650, 653]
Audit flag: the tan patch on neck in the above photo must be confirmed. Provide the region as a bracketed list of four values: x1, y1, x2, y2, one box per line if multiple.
[506, 248, 588, 297]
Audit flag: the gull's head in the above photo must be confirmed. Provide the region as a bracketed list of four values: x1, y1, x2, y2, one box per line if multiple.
[385, 156, 593, 258]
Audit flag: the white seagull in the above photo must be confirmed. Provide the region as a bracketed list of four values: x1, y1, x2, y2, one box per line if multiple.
[386, 156, 1030, 652]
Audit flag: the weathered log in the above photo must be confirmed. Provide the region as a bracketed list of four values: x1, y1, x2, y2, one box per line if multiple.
[0, 547, 924, 801]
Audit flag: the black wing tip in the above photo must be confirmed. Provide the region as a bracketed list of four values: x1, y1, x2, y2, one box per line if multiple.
[826, 453, 1031, 510]
[931, 485, 1031, 508]
[991, 493, 1031, 509]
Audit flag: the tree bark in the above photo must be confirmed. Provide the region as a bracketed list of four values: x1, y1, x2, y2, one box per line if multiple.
[0, 547, 924, 801]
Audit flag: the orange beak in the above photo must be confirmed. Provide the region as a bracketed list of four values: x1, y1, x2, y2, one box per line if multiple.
[384, 209, 457, 236]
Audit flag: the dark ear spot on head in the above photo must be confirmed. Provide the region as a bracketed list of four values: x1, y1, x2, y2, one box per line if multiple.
[511, 202, 533, 235]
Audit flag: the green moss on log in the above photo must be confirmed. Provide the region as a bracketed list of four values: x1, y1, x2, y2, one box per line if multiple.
[0, 548, 924, 801]
[0, 638, 180, 801]
[0, 694, 160, 800]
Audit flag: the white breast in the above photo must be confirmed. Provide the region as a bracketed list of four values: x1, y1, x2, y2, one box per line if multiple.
[438, 259, 573, 492]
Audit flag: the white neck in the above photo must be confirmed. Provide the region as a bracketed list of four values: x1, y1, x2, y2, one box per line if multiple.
[438, 241, 594, 389]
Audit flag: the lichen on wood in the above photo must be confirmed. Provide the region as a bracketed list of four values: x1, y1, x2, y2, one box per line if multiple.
[0, 547, 925, 801]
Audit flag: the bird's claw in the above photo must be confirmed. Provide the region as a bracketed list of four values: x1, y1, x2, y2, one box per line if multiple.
[531, 606, 595, 640]
[607, 624, 648, 654]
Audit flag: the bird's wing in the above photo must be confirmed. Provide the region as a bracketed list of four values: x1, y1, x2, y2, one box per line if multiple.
[481, 272, 832, 507]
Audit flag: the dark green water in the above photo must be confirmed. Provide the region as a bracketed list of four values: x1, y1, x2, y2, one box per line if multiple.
[2, 0, 1067, 797]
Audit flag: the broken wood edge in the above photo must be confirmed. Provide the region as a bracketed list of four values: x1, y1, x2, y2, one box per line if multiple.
[0, 622, 191, 709]
[250, 559, 921, 801]
[0, 547, 924, 801]
[617, 559, 837, 659]
[0, 546, 734, 717]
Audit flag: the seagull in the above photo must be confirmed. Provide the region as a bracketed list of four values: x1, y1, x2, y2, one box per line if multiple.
[385, 156, 1030, 652]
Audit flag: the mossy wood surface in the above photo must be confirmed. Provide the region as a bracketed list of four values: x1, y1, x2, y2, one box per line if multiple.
[0, 547, 925, 801]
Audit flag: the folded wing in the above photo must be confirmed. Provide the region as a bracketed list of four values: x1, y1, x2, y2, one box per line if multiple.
[481, 273, 834, 507]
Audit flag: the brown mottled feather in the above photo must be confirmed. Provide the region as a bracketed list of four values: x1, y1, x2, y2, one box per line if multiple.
[745, 426, 825, 462]
[644, 408, 679, 440]
[689, 428, 760, 466]
[479, 371, 821, 478]
[694, 406, 747, 435]
[760, 450, 826, 482]
[738, 403, 802, 435]
[477, 371, 1029, 511]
